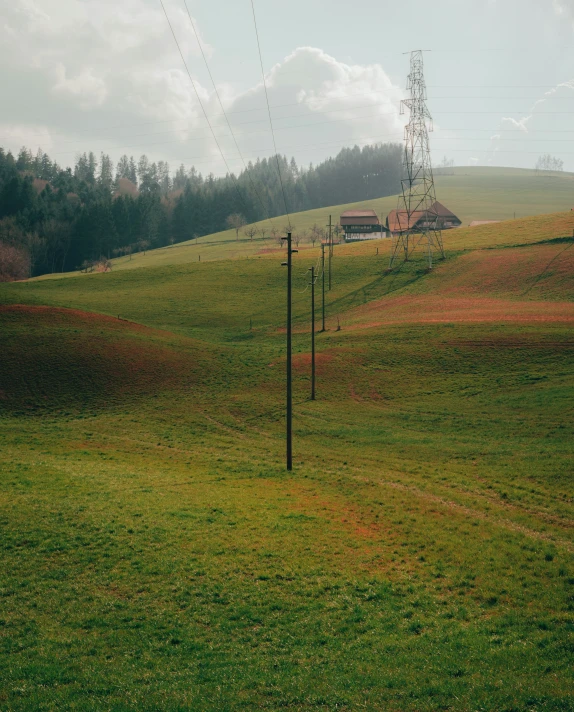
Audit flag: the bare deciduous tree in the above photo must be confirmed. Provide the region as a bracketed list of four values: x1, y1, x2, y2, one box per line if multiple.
[535, 154, 564, 173]
[310, 224, 325, 247]
[310, 223, 322, 246]
[226, 213, 247, 240]
[113, 245, 133, 260]
[95, 257, 112, 272]
[243, 225, 258, 242]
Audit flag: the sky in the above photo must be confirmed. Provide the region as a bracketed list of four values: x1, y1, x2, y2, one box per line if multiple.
[2, 0, 574, 176]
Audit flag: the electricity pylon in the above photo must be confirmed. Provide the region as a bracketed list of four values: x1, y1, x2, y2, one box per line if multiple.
[390, 50, 444, 270]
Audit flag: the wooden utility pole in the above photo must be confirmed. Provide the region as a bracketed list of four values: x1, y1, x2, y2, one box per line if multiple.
[327, 215, 333, 291]
[309, 265, 316, 400]
[281, 232, 297, 470]
[320, 242, 326, 332]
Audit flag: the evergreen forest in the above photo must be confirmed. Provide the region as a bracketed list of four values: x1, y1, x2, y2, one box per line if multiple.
[0, 143, 401, 279]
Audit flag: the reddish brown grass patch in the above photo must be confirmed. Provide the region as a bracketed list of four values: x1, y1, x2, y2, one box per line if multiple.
[343, 296, 574, 330]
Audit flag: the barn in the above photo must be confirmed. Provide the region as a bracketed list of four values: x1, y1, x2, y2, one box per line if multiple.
[386, 201, 461, 234]
[340, 209, 387, 241]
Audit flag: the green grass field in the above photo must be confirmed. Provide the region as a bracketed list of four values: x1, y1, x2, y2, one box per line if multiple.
[1, 195, 573, 709]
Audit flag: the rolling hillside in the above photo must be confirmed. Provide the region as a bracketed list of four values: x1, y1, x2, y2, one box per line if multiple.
[0, 205, 572, 710]
[30, 166, 574, 278]
[109, 166, 574, 271]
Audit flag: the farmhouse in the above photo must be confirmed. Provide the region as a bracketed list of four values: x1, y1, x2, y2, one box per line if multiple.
[386, 201, 461, 234]
[340, 209, 387, 241]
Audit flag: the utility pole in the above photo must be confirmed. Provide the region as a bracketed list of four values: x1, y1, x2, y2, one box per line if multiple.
[309, 265, 316, 400]
[281, 232, 297, 470]
[320, 242, 326, 332]
[327, 214, 333, 290]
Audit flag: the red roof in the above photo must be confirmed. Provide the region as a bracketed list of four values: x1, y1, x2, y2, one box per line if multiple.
[432, 201, 459, 218]
[340, 209, 379, 226]
[386, 209, 425, 233]
[340, 209, 378, 218]
[387, 201, 460, 233]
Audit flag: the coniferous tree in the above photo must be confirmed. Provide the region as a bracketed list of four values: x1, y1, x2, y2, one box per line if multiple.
[99, 153, 114, 195]
[16, 147, 33, 172]
[0, 140, 402, 277]
[87, 152, 97, 184]
[115, 155, 130, 183]
[128, 156, 138, 185]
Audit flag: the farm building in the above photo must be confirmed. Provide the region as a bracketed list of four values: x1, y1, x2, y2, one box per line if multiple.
[340, 209, 387, 241]
[386, 201, 462, 234]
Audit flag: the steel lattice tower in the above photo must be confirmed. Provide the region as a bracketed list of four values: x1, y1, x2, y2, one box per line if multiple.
[390, 50, 444, 269]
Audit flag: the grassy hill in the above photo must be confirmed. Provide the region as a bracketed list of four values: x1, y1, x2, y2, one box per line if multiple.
[31, 166, 574, 278]
[0, 207, 573, 710]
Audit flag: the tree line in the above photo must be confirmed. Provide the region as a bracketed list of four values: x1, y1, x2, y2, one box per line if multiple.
[0, 142, 401, 280]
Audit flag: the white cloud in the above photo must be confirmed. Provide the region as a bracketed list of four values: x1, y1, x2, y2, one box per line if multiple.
[500, 116, 531, 132]
[553, 0, 574, 16]
[216, 47, 403, 171]
[0, 5, 403, 174]
[52, 65, 108, 110]
[0, 0, 215, 162]
[552, 0, 574, 29]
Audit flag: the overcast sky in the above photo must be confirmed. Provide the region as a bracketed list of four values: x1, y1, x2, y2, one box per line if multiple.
[2, 0, 574, 176]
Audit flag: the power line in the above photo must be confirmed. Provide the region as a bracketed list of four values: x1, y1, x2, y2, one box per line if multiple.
[0, 101, 457, 146]
[4, 90, 574, 145]
[6, 95, 574, 146]
[250, 0, 290, 219]
[23, 104, 574, 160]
[0, 97, 413, 143]
[31, 125, 574, 170]
[181, 0, 275, 229]
[158, 0, 252, 218]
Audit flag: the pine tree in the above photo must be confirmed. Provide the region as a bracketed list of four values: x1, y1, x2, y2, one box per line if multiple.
[98, 153, 114, 194]
[128, 156, 138, 185]
[16, 147, 33, 172]
[87, 152, 97, 184]
[137, 155, 150, 185]
[115, 155, 130, 182]
[157, 161, 171, 196]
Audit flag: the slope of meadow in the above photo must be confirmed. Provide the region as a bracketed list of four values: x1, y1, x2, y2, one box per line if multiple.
[0, 205, 573, 710]
[8, 212, 574, 339]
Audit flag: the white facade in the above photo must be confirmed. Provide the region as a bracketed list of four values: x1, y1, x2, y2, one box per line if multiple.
[344, 231, 388, 241]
